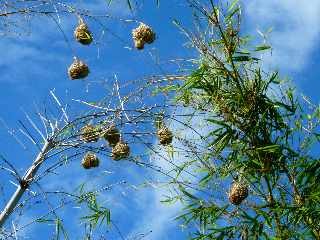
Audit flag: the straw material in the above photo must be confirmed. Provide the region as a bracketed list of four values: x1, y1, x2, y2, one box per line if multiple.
[103, 124, 120, 147]
[132, 23, 155, 50]
[74, 19, 93, 45]
[112, 141, 130, 160]
[80, 124, 100, 143]
[228, 182, 248, 205]
[82, 152, 99, 169]
[68, 58, 89, 80]
[157, 126, 173, 145]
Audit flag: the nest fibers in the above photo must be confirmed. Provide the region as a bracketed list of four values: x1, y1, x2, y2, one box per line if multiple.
[82, 152, 100, 169]
[103, 124, 120, 147]
[157, 126, 173, 145]
[132, 23, 155, 50]
[68, 58, 89, 80]
[74, 18, 93, 45]
[228, 182, 248, 205]
[112, 141, 130, 160]
[80, 124, 100, 143]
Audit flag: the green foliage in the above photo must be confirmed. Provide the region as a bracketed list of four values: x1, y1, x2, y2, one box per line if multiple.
[55, 218, 69, 240]
[78, 188, 111, 228]
[155, 1, 320, 239]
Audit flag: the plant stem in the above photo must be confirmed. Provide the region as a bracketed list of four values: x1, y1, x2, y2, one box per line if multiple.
[0, 141, 53, 227]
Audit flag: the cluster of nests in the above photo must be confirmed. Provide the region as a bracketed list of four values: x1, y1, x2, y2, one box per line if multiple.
[80, 124, 131, 169]
[68, 20, 156, 80]
[67, 17, 250, 207]
[80, 122, 249, 206]
[80, 124, 174, 169]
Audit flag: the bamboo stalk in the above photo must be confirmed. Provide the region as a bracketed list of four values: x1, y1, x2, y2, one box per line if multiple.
[0, 141, 53, 227]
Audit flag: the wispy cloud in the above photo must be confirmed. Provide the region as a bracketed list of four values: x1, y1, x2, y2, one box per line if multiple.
[244, 0, 320, 73]
[127, 107, 213, 240]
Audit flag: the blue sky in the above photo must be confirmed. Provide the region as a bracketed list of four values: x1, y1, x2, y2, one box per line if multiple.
[0, 0, 319, 239]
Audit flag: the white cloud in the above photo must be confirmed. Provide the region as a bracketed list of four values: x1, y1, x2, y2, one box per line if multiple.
[244, 0, 320, 72]
[127, 107, 213, 240]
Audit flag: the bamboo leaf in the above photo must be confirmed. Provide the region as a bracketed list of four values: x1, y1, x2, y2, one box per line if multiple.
[179, 185, 198, 200]
[254, 44, 271, 52]
[227, 0, 239, 12]
[127, 0, 133, 10]
[256, 144, 280, 152]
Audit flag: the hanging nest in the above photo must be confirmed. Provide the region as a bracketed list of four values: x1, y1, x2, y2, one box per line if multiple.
[74, 19, 93, 45]
[80, 124, 100, 143]
[103, 124, 120, 147]
[132, 23, 156, 50]
[228, 182, 248, 205]
[81, 152, 99, 169]
[68, 58, 89, 80]
[111, 141, 130, 160]
[157, 126, 173, 145]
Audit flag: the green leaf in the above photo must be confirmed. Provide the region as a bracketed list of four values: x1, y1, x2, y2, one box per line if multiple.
[226, 7, 240, 20]
[256, 144, 280, 152]
[127, 0, 133, 10]
[207, 118, 230, 128]
[106, 0, 112, 6]
[55, 218, 69, 240]
[179, 185, 198, 200]
[210, 129, 233, 154]
[199, 173, 213, 187]
[227, 0, 239, 12]
[232, 55, 256, 62]
[167, 144, 174, 159]
[254, 44, 271, 51]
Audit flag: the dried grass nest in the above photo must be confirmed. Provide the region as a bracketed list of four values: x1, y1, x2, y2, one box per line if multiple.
[80, 124, 100, 143]
[74, 19, 93, 45]
[132, 23, 155, 50]
[103, 124, 120, 147]
[82, 152, 99, 169]
[68, 58, 89, 80]
[157, 126, 173, 145]
[112, 141, 130, 160]
[228, 182, 248, 205]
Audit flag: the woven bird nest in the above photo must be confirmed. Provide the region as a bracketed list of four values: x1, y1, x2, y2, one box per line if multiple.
[74, 19, 93, 45]
[132, 23, 155, 50]
[68, 58, 89, 80]
[80, 124, 100, 143]
[112, 141, 130, 160]
[82, 152, 99, 169]
[103, 124, 120, 147]
[157, 126, 173, 145]
[228, 182, 248, 205]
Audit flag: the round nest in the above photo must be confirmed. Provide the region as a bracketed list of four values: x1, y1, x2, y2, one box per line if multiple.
[68, 58, 89, 80]
[228, 182, 248, 205]
[74, 19, 93, 45]
[103, 124, 120, 147]
[157, 126, 173, 145]
[80, 124, 100, 143]
[112, 141, 130, 161]
[132, 23, 155, 50]
[82, 152, 99, 169]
